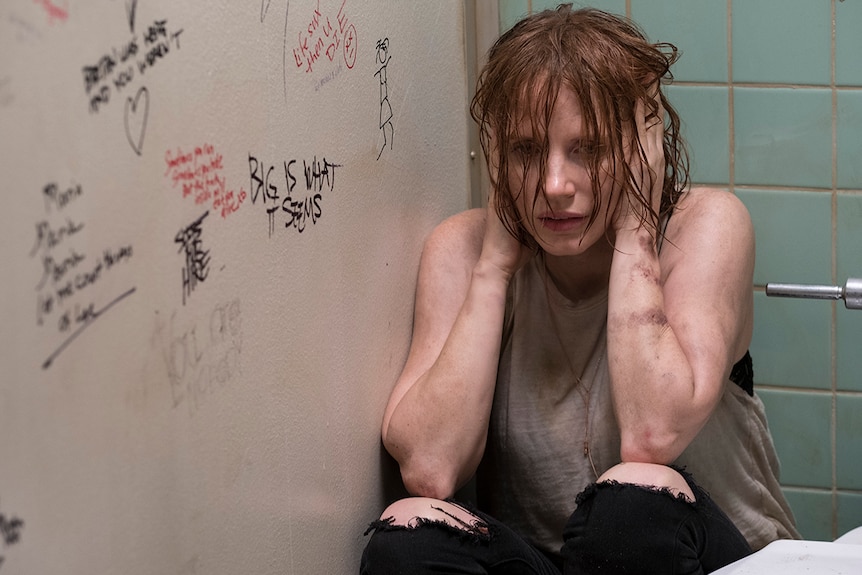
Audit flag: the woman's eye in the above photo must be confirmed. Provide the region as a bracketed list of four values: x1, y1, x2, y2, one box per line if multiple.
[511, 141, 540, 160]
[573, 141, 602, 158]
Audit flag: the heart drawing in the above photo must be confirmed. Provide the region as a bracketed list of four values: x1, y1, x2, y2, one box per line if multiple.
[124, 86, 149, 156]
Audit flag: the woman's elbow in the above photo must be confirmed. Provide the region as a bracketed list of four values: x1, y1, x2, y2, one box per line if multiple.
[399, 458, 459, 500]
[619, 427, 683, 465]
[383, 435, 460, 498]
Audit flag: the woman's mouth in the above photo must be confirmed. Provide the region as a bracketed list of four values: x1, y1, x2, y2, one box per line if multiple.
[539, 213, 586, 233]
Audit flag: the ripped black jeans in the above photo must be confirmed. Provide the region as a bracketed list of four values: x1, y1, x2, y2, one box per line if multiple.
[360, 471, 752, 574]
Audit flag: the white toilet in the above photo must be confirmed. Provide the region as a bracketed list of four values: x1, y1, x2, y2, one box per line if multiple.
[712, 526, 862, 573]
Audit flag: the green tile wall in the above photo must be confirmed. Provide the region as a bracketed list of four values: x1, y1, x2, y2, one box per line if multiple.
[750, 292, 831, 390]
[782, 488, 835, 541]
[836, 0, 862, 87]
[838, 492, 862, 537]
[734, 88, 832, 189]
[497, 0, 862, 541]
[837, 92, 862, 189]
[732, 0, 831, 85]
[665, 85, 729, 184]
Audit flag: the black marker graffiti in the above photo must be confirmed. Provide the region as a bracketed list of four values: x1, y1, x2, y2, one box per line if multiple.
[31, 182, 136, 369]
[248, 153, 341, 236]
[42, 181, 83, 212]
[0, 502, 24, 571]
[375, 38, 394, 160]
[175, 211, 210, 305]
[0, 517, 22, 546]
[43, 287, 137, 369]
[82, 17, 183, 115]
[30, 217, 85, 258]
[125, 0, 138, 33]
[140, 19, 183, 73]
[124, 86, 149, 155]
[34, 246, 86, 292]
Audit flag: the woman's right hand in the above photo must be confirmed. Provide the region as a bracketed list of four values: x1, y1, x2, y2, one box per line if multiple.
[479, 192, 534, 280]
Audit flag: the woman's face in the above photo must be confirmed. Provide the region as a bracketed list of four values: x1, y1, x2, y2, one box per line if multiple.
[506, 87, 619, 257]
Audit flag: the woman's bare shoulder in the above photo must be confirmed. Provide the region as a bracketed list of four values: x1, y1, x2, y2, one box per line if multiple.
[669, 187, 752, 237]
[422, 208, 487, 266]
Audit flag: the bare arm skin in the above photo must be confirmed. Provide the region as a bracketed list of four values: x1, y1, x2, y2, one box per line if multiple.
[381, 207, 530, 498]
[606, 96, 755, 464]
[608, 187, 755, 464]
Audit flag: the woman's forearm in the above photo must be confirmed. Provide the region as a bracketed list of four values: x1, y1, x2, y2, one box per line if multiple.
[383, 260, 510, 498]
[607, 228, 696, 463]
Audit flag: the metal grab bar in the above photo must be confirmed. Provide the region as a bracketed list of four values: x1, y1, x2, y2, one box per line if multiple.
[765, 278, 862, 310]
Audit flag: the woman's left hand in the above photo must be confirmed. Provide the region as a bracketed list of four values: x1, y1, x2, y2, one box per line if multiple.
[613, 91, 665, 234]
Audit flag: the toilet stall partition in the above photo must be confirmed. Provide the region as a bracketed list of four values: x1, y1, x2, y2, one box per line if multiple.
[0, 1, 473, 573]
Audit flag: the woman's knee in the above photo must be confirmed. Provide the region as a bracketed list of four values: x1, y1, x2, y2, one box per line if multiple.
[379, 497, 486, 532]
[361, 498, 491, 574]
[597, 462, 696, 502]
[562, 466, 706, 573]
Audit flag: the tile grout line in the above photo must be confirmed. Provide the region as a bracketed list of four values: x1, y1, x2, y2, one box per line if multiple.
[756, 385, 862, 396]
[727, 0, 734, 198]
[830, 0, 839, 541]
[676, 81, 862, 90]
[782, 485, 862, 495]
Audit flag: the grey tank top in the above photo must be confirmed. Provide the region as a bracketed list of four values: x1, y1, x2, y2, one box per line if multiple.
[476, 256, 799, 558]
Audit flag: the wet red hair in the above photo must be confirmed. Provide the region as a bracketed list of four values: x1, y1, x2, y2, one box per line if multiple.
[471, 5, 689, 247]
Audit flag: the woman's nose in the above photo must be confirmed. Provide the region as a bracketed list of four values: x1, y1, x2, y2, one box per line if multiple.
[544, 154, 575, 199]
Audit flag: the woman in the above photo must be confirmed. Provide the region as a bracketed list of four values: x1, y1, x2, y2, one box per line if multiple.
[361, 5, 798, 573]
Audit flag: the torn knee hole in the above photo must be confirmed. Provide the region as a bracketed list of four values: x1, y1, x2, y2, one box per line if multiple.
[380, 497, 489, 535]
[428, 504, 489, 535]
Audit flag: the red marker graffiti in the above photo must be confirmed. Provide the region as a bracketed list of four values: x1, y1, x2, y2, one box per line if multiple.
[34, 0, 68, 24]
[292, 0, 357, 74]
[164, 144, 247, 220]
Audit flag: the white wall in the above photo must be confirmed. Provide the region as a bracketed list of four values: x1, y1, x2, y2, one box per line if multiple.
[0, 1, 471, 572]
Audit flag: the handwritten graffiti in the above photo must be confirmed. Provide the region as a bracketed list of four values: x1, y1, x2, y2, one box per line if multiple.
[125, 0, 138, 33]
[175, 212, 211, 306]
[164, 144, 247, 219]
[375, 38, 394, 160]
[248, 153, 342, 236]
[151, 298, 243, 417]
[292, 0, 356, 75]
[82, 17, 183, 114]
[43, 288, 137, 369]
[314, 62, 343, 92]
[0, 502, 24, 571]
[41, 181, 83, 211]
[124, 86, 149, 155]
[260, 0, 273, 22]
[30, 217, 85, 259]
[30, 182, 136, 368]
[33, 0, 68, 24]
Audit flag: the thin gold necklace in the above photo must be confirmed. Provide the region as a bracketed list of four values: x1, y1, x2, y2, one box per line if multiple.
[540, 255, 601, 480]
